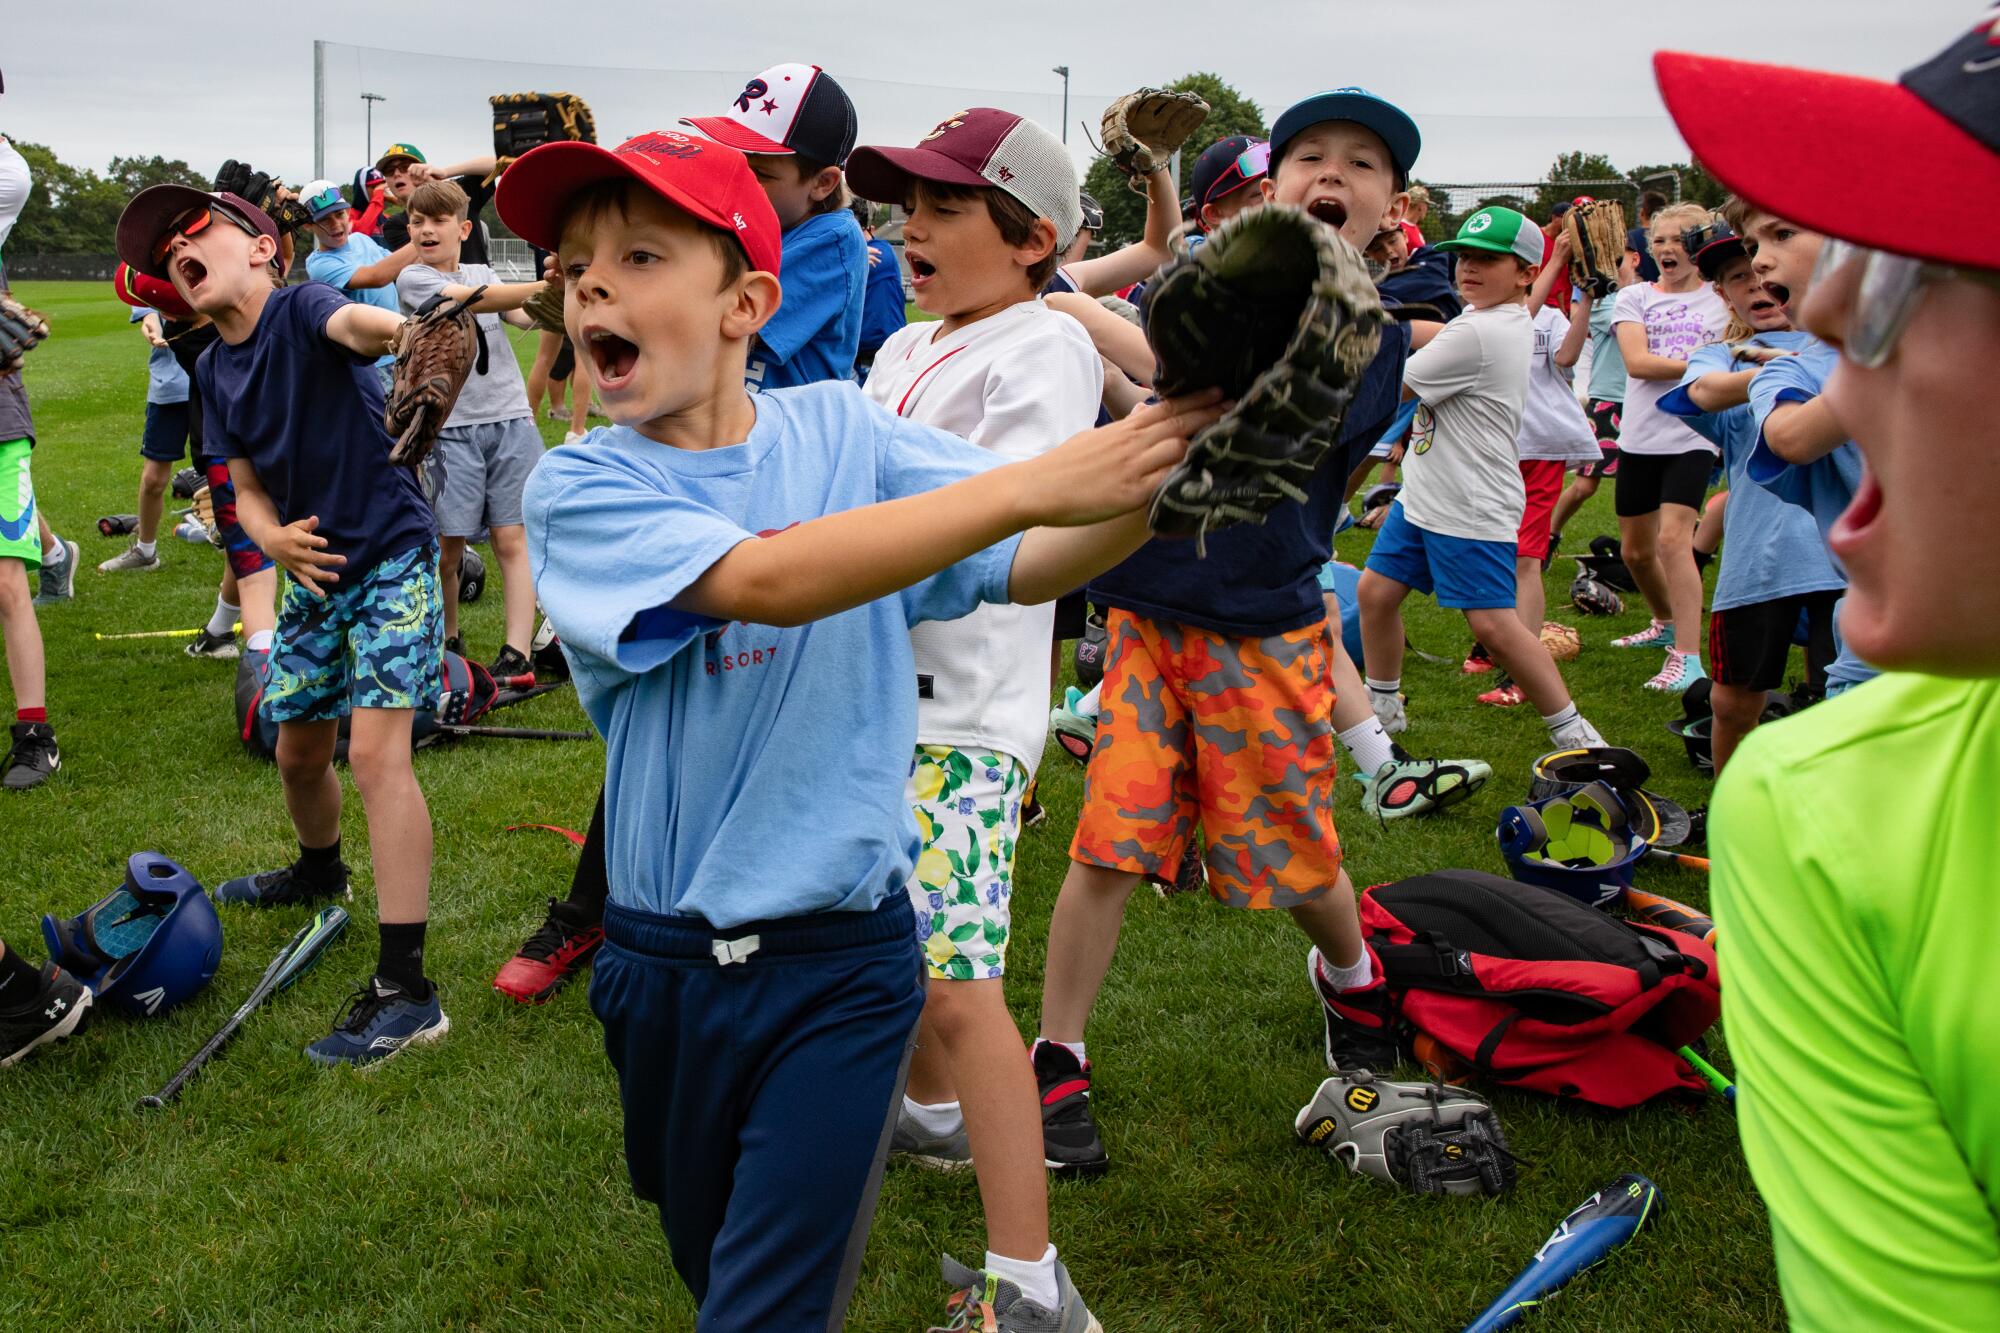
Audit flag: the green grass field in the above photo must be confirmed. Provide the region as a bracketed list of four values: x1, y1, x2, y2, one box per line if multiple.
[0, 282, 1779, 1330]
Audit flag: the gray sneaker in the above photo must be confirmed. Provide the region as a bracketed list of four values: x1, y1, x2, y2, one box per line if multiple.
[891, 1102, 973, 1171]
[32, 539, 78, 605]
[98, 543, 162, 574]
[932, 1254, 1100, 1333]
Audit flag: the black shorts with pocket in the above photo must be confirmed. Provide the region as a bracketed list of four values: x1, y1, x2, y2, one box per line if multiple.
[1614, 447, 1713, 516]
[1708, 589, 1841, 692]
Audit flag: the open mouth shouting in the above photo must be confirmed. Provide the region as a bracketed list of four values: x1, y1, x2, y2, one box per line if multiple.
[1306, 196, 1349, 231]
[175, 255, 209, 296]
[582, 323, 640, 393]
[905, 248, 937, 290]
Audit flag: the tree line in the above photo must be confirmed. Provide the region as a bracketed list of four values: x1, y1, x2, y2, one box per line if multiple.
[2, 142, 208, 256]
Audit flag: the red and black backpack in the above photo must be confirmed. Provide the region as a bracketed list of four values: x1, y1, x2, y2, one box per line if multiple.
[1362, 869, 1721, 1110]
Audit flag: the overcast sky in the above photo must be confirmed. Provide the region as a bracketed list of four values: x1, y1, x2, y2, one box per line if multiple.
[2, 0, 1973, 189]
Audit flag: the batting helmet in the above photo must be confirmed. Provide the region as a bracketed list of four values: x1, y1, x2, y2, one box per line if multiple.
[1528, 747, 1696, 849]
[459, 547, 487, 604]
[1496, 783, 1652, 910]
[41, 853, 223, 1018]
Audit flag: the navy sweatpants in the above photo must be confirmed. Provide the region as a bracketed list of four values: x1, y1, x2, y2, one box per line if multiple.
[589, 895, 926, 1331]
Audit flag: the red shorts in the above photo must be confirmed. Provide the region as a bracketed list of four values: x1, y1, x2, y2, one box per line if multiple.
[1070, 610, 1340, 910]
[1516, 459, 1567, 561]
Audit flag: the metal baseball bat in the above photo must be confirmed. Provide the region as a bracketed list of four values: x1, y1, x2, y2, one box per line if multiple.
[136, 906, 349, 1111]
[1462, 1173, 1662, 1332]
[1620, 884, 1716, 941]
[94, 623, 240, 641]
[1678, 1046, 1736, 1104]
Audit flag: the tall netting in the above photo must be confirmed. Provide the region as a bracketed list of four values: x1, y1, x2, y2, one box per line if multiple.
[1415, 177, 1683, 245]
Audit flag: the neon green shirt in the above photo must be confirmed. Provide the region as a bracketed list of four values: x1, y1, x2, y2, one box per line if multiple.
[1713, 673, 2000, 1331]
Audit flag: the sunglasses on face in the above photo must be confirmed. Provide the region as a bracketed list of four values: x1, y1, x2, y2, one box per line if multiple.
[1204, 142, 1271, 207]
[152, 205, 258, 267]
[304, 188, 347, 219]
[1811, 239, 2000, 369]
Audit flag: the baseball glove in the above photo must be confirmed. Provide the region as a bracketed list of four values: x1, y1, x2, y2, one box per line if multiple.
[383, 287, 487, 467]
[491, 92, 598, 160]
[0, 294, 49, 377]
[520, 281, 567, 336]
[170, 466, 204, 500]
[1570, 571, 1625, 617]
[1098, 88, 1209, 194]
[1295, 1071, 1518, 1197]
[1562, 199, 1628, 298]
[213, 159, 312, 234]
[1540, 621, 1582, 662]
[1143, 204, 1385, 550]
[190, 485, 221, 547]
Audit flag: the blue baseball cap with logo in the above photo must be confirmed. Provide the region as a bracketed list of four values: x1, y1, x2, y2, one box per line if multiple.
[1269, 88, 1421, 181]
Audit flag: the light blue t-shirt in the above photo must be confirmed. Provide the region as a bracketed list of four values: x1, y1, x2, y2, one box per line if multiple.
[1746, 336, 1876, 689]
[522, 381, 1022, 928]
[306, 234, 399, 368]
[1659, 333, 1844, 612]
[1585, 297, 1627, 404]
[746, 209, 866, 391]
[129, 308, 189, 405]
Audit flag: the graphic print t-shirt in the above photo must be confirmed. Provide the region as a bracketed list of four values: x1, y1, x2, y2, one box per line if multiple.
[1612, 282, 1728, 456]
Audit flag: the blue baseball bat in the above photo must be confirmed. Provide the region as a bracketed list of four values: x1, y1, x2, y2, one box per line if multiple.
[1462, 1173, 1661, 1332]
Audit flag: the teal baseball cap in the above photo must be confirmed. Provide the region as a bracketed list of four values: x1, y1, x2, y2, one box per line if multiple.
[1269, 88, 1421, 179]
[1436, 206, 1544, 265]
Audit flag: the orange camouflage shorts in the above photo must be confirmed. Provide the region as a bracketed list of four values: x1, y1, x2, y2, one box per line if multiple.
[1070, 609, 1342, 909]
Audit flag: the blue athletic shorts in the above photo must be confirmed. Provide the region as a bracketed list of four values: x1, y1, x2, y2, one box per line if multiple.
[141, 401, 193, 462]
[1363, 502, 1517, 610]
[265, 541, 443, 722]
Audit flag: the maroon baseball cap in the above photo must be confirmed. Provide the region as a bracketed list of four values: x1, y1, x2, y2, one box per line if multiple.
[682, 63, 858, 164]
[116, 185, 280, 282]
[495, 130, 783, 277]
[1655, 13, 2000, 271]
[846, 108, 1083, 246]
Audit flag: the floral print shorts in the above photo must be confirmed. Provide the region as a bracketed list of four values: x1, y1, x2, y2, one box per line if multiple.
[904, 744, 1027, 982]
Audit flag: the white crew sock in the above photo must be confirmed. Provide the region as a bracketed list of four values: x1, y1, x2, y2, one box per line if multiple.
[246, 629, 275, 653]
[1076, 682, 1101, 715]
[1034, 1037, 1086, 1068]
[1337, 717, 1396, 774]
[1317, 948, 1375, 992]
[985, 1244, 1061, 1311]
[902, 1096, 964, 1138]
[134, 539, 157, 558]
[206, 597, 240, 638]
[42, 532, 62, 560]
[1541, 702, 1581, 733]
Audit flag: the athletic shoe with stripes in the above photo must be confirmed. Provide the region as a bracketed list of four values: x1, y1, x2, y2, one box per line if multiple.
[215, 860, 351, 908]
[932, 1253, 1102, 1332]
[1645, 650, 1708, 694]
[305, 976, 448, 1068]
[1307, 947, 1400, 1073]
[1611, 620, 1674, 650]
[1032, 1040, 1108, 1175]
[0, 963, 91, 1067]
[891, 1103, 973, 1171]
[493, 900, 603, 1004]
[1362, 754, 1491, 821]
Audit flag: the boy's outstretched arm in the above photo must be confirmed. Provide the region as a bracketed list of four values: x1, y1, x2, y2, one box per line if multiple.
[324, 301, 407, 359]
[674, 393, 1223, 627]
[1061, 166, 1179, 297]
[343, 242, 420, 290]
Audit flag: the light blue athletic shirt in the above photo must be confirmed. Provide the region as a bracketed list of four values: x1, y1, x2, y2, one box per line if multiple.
[305, 233, 400, 367]
[1746, 336, 1876, 689]
[523, 381, 1021, 928]
[1658, 333, 1844, 612]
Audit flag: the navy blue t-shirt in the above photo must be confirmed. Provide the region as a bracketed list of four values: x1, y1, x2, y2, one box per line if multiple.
[1379, 246, 1462, 322]
[199, 283, 435, 576]
[1089, 323, 1411, 637]
[858, 238, 907, 355]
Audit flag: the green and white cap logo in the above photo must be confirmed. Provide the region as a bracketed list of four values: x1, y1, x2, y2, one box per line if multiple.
[1438, 205, 1543, 265]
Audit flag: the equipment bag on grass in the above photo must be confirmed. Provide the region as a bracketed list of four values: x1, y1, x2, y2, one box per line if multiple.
[235, 650, 500, 759]
[1361, 869, 1719, 1109]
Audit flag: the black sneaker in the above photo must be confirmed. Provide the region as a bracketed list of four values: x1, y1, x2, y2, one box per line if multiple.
[444, 635, 465, 660]
[214, 859, 353, 908]
[487, 645, 536, 689]
[185, 628, 241, 659]
[2, 723, 60, 791]
[1307, 947, 1400, 1073]
[1032, 1040, 1109, 1175]
[1020, 780, 1046, 831]
[0, 963, 92, 1067]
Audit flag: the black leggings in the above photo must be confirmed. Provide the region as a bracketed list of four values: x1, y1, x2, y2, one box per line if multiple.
[1614, 448, 1713, 516]
[565, 787, 609, 922]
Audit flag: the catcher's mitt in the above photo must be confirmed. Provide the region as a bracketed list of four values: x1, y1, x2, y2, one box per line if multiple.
[1570, 571, 1624, 617]
[0, 294, 49, 377]
[213, 159, 312, 234]
[1098, 88, 1209, 194]
[491, 92, 598, 160]
[520, 281, 567, 336]
[383, 287, 487, 467]
[1562, 198, 1628, 298]
[1295, 1071, 1517, 1197]
[1143, 204, 1384, 551]
[1540, 621, 1582, 662]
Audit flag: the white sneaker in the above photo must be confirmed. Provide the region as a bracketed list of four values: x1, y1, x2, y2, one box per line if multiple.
[97, 543, 161, 574]
[1369, 691, 1408, 735]
[561, 431, 586, 446]
[1550, 715, 1606, 748]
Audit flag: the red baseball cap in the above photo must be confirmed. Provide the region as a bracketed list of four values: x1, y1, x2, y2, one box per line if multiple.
[495, 130, 782, 277]
[1655, 13, 2000, 271]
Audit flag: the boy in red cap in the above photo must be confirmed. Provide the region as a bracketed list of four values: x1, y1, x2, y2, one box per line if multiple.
[497, 128, 1219, 1329]
[115, 185, 448, 1068]
[1657, 15, 2000, 1328]
[845, 107, 1101, 1329]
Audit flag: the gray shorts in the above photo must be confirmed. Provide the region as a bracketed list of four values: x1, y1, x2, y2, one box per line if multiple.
[429, 417, 545, 537]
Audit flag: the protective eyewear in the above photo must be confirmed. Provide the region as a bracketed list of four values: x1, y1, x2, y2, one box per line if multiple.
[1811, 238, 2000, 369]
[1204, 141, 1271, 205]
[152, 205, 258, 266]
[304, 186, 348, 218]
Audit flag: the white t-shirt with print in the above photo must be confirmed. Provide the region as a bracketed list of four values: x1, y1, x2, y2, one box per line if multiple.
[1517, 304, 1600, 465]
[1612, 282, 1729, 456]
[863, 300, 1100, 773]
[1399, 301, 1533, 544]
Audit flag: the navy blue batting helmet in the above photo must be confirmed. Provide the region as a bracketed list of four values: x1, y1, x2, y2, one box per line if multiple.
[41, 853, 223, 1018]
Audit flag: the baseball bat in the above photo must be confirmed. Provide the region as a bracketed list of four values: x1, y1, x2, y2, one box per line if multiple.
[1620, 885, 1716, 941]
[136, 906, 349, 1111]
[1462, 1173, 1662, 1332]
[94, 623, 240, 641]
[1644, 848, 1710, 873]
[434, 724, 594, 741]
[1678, 1046, 1736, 1104]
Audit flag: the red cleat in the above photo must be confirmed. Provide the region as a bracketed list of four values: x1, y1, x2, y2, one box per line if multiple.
[493, 900, 604, 1004]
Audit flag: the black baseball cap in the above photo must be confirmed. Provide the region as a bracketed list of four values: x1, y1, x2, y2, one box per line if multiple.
[1189, 135, 1267, 210]
[684, 62, 858, 166]
[1686, 218, 1746, 280]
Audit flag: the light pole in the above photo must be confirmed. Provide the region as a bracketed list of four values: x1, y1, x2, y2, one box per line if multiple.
[1051, 67, 1069, 144]
[361, 92, 387, 166]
